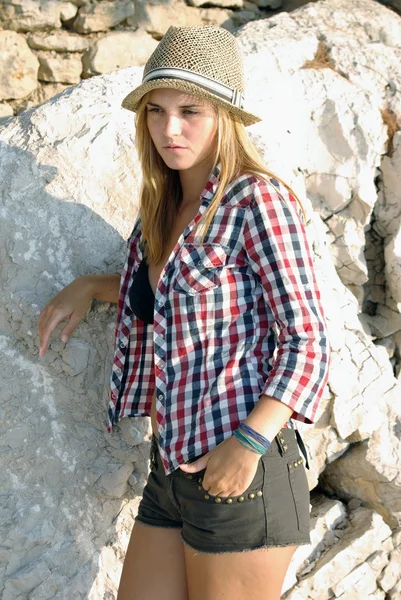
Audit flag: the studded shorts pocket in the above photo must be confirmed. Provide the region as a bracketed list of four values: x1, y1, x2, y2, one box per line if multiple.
[187, 459, 265, 506]
[287, 456, 310, 534]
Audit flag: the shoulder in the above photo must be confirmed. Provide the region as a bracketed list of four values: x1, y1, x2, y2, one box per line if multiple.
[223, 171, 297, 212]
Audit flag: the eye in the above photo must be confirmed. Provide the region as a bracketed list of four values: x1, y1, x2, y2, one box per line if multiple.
[183, 109, 198, 115]
[147, 107, 162, 113]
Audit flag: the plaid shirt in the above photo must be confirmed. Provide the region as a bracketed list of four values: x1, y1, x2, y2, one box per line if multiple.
[107, 164, 330, 475]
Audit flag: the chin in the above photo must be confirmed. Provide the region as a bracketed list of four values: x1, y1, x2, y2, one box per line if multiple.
[161, 155, 195, 170]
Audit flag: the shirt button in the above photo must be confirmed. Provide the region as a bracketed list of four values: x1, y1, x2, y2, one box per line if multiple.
[157, 361, 165, 369]
[159, 332, 165, 339]
[158, 394, 164, 401]
[118, 339, 126, 349]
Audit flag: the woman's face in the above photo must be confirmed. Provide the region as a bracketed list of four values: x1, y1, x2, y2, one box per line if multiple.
[146, 88, 218, 171]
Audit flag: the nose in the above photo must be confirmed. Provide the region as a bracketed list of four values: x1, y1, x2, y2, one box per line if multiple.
[164, 114, 182, 137]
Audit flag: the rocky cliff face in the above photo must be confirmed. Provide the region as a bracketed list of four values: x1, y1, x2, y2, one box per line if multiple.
[1, 0, 401, 599]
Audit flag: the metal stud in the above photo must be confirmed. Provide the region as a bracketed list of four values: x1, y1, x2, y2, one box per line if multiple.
[204, 494, 210, 500]
[283, 444, 288, 451]
[256, 490, 263, 497]
[226, 498, 233, 504]
[198, 477, 203, 483]
[237, 496, 245, 502]
[248, 493, 255, 499]
[186, 474, 193, 480]
[198, 485, 203, 491]
[215, 497, 222, 504]
[289, 463, 293, 470]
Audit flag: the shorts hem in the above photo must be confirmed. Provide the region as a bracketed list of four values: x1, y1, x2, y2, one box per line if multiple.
[180, 532, 311, 554]
[135, 515, 182, 529]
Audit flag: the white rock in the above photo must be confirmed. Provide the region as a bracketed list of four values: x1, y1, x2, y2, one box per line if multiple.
[0, 0, 64, 32]
[0, 103, 13, 117]
[96, 463, 134, 498]
[23, 82, 72, 111]
[61, 339, 91, 376]
[73, 0, 135, 33]
[374, 336, 396, 358]
[127, 0, 234, 37]
[27, 31, 90, 52]
[291, 507, 392, 600]
[247, 0, 282, 6]
[320, 385, 401, 528]
[368, 304, 401, 338]
[37, 51, 83, 84]
[282, 495, 348, 594]
[82, 31, 158, 77]
[333, 562, 379, 598]
[69, 0, 89, 6]
[60, 1, 78, 22]
[378, 546, 401, 592]
[188, 0, 243, 7]
[0, 31, 39, 101]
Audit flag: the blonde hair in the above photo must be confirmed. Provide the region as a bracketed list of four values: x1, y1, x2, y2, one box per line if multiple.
[135, 93, 305, 264]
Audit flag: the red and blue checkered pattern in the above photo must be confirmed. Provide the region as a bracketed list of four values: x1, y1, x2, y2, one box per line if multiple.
[107, 164, 330, 475]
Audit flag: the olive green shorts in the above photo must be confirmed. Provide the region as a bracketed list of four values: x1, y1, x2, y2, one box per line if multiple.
[135, 428, 311, 554]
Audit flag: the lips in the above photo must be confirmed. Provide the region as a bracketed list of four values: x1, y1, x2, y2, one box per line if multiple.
[165, 145, 185, 149]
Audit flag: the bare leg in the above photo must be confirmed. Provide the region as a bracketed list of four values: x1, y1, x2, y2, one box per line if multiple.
[117, 521, 189, 600]
[184, 543, 297, 600]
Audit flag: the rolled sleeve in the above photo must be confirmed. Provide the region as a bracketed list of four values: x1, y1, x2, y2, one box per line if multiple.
[243, 178, 330, 424]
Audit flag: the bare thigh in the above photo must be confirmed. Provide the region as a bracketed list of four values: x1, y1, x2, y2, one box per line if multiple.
[184, 543, 297, 600]
[117, 522, 188, 600]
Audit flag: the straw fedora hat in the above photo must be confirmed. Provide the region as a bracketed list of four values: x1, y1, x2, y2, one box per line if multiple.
[121, 25, 261, 127]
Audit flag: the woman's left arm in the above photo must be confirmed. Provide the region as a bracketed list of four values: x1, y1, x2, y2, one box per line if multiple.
[242, 178, 330, 440]
[180, 179, 330, 494]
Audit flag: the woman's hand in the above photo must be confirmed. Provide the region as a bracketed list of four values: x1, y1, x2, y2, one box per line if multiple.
[179, 435, 261, 498]
[38, 276, 94, 357]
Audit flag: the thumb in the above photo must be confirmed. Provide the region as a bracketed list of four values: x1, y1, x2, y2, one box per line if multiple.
[179, 454, 209, 473]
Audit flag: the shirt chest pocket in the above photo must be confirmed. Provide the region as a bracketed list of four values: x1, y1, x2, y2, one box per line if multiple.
[173, 243, 228, 295]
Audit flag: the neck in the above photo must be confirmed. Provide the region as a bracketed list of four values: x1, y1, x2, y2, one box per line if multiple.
[178, 159, 215, 210]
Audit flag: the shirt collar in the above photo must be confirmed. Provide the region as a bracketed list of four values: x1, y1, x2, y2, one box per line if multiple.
[200, 161, 221, 202]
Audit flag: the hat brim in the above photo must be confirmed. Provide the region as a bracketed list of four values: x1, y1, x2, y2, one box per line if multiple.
[121, 78, 262, 127]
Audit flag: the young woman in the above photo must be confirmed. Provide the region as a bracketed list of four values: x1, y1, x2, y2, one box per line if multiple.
[38, 25, 330, 600]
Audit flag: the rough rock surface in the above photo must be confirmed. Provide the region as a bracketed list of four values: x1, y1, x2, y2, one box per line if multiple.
[37, 50, 83, 84]
[82, 31, 158, 77]
[1, 0, 401, 598]
[27, 31, 90, 53]
[127, 0, 235, 37]
[73, 0, 135, 34]
[0, 31, 39, 101]
[0, 0, 68, 32]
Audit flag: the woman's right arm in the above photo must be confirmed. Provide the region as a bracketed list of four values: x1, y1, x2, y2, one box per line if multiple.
[38, 273, 121, 357]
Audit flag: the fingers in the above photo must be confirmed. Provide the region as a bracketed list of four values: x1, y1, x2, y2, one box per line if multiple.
[179, 453, 209, 473]
[38, 306, 72, 356]
[61, 313, 82, 342]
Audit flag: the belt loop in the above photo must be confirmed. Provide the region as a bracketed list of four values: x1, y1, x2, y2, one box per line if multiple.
[276, 428, 288, 455]
[295, 429, 310, 470]
[149, 435, 157, 471]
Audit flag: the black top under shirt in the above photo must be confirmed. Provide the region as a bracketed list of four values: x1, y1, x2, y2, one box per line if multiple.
[129, 256, 155, 324]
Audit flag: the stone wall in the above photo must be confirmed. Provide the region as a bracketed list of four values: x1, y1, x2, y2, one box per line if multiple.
[1, 0, 401, 599]
[0, 0, 289, 121]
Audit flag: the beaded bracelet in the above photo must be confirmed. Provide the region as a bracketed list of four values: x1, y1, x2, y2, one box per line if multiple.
[238, 422, 271, 451]
[233, 429, 266, 455]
